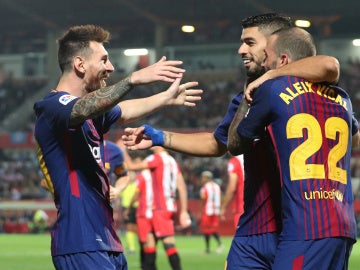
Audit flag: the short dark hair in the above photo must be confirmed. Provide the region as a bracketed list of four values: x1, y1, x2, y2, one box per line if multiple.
[272, 27, 316, 60]
[57, 25, 110, 72]
[241, 13, 294, 36]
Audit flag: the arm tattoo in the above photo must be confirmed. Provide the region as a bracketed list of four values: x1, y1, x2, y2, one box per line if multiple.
[228, 98, 249, 155]
[70, 77, 133, 127]
[164, 132, 173, 147]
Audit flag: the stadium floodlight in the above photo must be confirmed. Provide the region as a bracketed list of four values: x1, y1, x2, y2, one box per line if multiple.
[124, 48, 149, 56]
[181, 25, 195, 33]
[295, 20, 311, 28]
[352, 39, 360, 47]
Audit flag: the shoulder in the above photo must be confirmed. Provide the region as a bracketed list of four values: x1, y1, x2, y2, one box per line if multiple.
[332, 84, 351, 99]
[259, 76, 291, 90]
[230, 92, 243, 104]
[57, 93, 79, 105]
[47, 91, 79, 107]
[254, 76, 296, 100]
[34, 91, 78, 112]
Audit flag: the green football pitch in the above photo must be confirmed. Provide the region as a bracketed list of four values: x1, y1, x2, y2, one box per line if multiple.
[0, 234, 359, 270]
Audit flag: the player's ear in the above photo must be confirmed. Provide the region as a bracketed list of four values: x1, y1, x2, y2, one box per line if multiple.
[279, 54, 289, 66]
[74, 56, 86, 74]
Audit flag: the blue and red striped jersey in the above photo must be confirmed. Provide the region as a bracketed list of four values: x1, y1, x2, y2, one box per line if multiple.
[236, 135, 281, 236]
[34, 91, 123, 255]
[215, 93, 281, 236]
[238, 76, 358, 241]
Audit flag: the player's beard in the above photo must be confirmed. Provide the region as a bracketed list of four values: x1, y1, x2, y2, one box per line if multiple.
[86, 72, 108, 92]
[246, 64, 265, 83]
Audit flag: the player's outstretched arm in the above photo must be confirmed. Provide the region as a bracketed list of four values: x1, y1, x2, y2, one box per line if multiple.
[69, 56, 185, 127]
[122, 125, 227, 157]
[245, 55, 340, 102]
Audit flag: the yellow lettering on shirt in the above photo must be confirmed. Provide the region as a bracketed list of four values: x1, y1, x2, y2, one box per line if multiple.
[278, 81, 348, 110]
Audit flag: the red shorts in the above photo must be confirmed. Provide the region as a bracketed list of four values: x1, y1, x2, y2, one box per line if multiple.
[136, 210, 175, 242]
[200, 214, 219, 234]
[137, 217, 152, 243]
[152, 210, 175, 238]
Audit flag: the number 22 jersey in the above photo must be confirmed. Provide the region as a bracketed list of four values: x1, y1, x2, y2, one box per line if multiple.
[238, 76, 359, 241]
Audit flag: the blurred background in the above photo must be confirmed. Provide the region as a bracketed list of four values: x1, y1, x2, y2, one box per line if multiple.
[1, 0, 360, 237]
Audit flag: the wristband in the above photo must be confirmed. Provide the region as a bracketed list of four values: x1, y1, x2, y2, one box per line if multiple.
[143, 124, 165, 146]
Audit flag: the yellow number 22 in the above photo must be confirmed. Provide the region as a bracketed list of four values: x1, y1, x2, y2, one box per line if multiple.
[286, 113, 348, 184]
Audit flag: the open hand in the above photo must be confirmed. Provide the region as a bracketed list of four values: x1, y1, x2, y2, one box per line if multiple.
[130, 56, 185, 85]
[122, 126, 154, 150]
[166, 79, 203, 107]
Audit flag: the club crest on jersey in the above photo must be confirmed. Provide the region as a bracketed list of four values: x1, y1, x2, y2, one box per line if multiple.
[59, 94, 77, 105]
